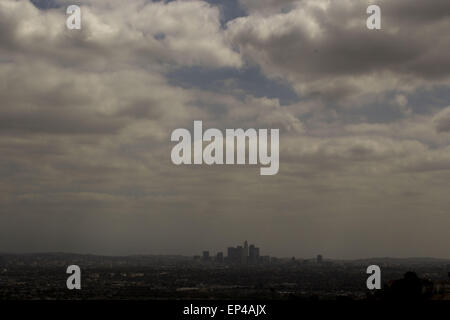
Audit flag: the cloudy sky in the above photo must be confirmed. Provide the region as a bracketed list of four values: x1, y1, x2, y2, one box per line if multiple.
[1, 0, 450, 258]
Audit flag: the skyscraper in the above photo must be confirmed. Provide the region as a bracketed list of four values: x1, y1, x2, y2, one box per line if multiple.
[242, 241, 249, 264]
[202, 251, 210, 262]
[228, 247, 239, 264]
[226, 241, 262, 265]
[249, 244, 260, 264]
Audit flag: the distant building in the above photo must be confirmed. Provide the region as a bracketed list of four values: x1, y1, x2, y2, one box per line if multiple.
[226, 241, 262, 265]
[317, 254, 323, 264]
[271, 257, 279, 264]
[227, 247, 239, 263]
[227, 247, 233, 258]
[216, 252, 224, 263]
[248, 245, 260, 264]
[241, 242, 249, 264]
[202, 251, 210, 262]
[261, 255, 270, 264]
[244, 241, 249, 258]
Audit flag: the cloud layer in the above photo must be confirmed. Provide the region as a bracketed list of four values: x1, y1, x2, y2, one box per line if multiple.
[0, 0, 449, 258]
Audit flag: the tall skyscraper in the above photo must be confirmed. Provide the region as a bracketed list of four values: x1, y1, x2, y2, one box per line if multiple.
[227, 247, 239, 264]
[237, 245, 243, 261]
[226, 241, 263, 265]
[249, 244, 260, 264]
[202, 251, 210, 262]
[242, 241, 249, 264]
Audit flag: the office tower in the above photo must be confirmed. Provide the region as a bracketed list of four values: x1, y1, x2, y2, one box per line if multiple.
[236, 245, 245, 264]
[249, 245, 257, 264]
[238, 244, 246, 264]
[244, 240, 249, 257]
[243, 241, 249, 264]
[227, 241, 260, 264]
[227, 247, 239, 264]
[216, 252, 224, 263]
[227, 247, 234, 259]
[202, 251, 210, 262]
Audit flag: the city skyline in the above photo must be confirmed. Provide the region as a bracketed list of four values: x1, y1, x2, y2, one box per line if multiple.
[198, 241, 332, 265]
[2, 244, 450, 262]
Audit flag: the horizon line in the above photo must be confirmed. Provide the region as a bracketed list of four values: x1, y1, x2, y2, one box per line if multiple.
[1, 251, 450, 262]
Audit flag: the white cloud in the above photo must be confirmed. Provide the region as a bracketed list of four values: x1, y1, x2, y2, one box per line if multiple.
[0, 0, 242, 68]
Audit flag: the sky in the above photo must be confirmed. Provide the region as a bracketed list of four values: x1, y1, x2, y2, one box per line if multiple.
[0, 0, 450, 259]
